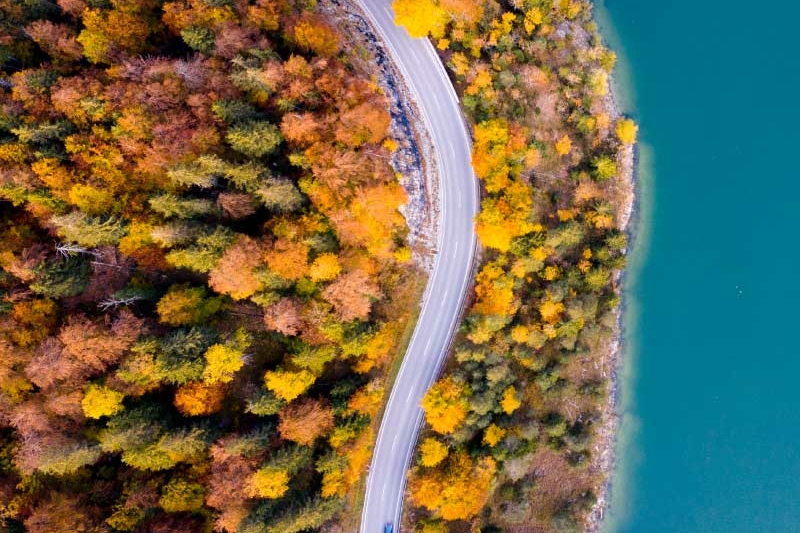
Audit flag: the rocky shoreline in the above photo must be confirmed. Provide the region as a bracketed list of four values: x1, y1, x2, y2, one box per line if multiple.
[584, 31, 638, 533]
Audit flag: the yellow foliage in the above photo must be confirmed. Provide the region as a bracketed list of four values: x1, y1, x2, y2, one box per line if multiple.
[589, 68, 609, 96]
[348, 381, 384, 416]
[419, 438, 449, 467]
[500, 386, 521, 414]
[532, 246, 549, 262]
[421, 377, 468, 435]
[475, 181, 535, 252]
[308, 253, 341, 282]
[482, 424, 506, 447]
[248, 467, 290, 499]
[557, 209, 575, 222]
[472, 262, 518, 316]
[523, 7, 543, 34]
[82, 384, 125, 419]
[450, 52, 470, 76]
[555, 134, 572, 156]
[541, 265, 560, 281]
[466, 66, 493, 96]
[409, 452, 496, 521]
[616, 118, 638, 144]
[383, 138, 399, 152]
[393, 247, 412, 263]
[392, 0, 448, 38]
[321, 468, 347, 498]
[539, 299, 565, 324]
[203, 343, 245, 384]
[68, 184, 115, 215]
[264, 369, 316, 402]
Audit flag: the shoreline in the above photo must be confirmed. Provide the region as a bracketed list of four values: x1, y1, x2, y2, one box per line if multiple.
[585, 2, 640, 529]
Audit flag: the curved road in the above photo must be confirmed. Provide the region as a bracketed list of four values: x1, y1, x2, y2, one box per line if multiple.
[357, 2, 480, 532]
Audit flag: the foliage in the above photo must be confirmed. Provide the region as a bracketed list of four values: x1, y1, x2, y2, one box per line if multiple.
[0, 0, 419, 529]
[82, 384, 126, 419]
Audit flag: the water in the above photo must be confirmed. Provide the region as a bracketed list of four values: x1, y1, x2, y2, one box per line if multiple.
[597, 1, 800, 532]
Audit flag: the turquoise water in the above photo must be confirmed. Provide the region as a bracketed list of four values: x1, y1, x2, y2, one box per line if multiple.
[598, 1, 800, 532]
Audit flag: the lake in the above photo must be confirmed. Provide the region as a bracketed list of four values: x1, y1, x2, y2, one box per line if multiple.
[597, 1, 800, 532]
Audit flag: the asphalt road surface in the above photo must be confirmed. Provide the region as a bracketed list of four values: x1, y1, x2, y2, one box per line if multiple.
[356, 2, 480, 532]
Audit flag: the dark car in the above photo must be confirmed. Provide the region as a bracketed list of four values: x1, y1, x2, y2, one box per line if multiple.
[383, 523, 393, 533]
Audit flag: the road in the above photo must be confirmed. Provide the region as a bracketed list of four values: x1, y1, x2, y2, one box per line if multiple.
[356, 1, 480, 532]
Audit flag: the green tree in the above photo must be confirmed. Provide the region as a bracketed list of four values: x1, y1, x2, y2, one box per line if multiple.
[159, 479, 206, 512]
[29, 257, 89, 298]
[50, 213, 126, 247]
[149, 194, 218, 219]
[226, 121, 283, 158]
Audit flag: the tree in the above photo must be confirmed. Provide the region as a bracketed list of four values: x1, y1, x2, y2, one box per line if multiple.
[226, 121, 283, 157]
[248, 466, 290, 499]
[149, 194, 218, 219]
[50, 213, 126, 247]
[500, 386, 521, 415]
[592, 155, 616, 181]
[208, 236, 263, 300]
[157, 285, 221, 326]
[409, 452, 496, 521]
[419, 437, 448, 467]
[278, 398, 335, 445]
[322, 269, 382, 321]
[82, 383, 125, 418]
[293, 15, 340, 57]
[264, 239, 309, 281]
[263, 298, 303, 336]
[160, 479, 206, 512]
[392, 0, 448, 38]
[421, 377, 469, 435]
[203, 330, 250, 384]
[555, 134, 572, 156]
[174, 381, 226, 416]
[616, 118, 638, 144]
[264, 369, 315, 402]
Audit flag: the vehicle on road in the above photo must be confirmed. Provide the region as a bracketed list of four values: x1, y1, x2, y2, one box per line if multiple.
[383, 523, 393, 533]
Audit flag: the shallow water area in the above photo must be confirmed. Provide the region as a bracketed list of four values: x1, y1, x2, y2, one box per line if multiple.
[599, 1, 800, 532]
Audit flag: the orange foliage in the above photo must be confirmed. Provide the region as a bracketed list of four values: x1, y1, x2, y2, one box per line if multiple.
[409, 452, 496, 521]
[293, 15, 340, 57]
[322, 269, 382, 322]
[264, 239, 309, 281]
[209, 236, 263, 300]
[278, 398, 335, 445]
[174, 381, 226, 416]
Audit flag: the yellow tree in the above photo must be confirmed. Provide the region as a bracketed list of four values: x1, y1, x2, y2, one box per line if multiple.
[409, 452, 496, 521]
[82, 384, 125, 419]
[421, 377, 469, 435]
[248, 467, 290, 499]
[264, 369, 316, 402]
[392, 0, 448, 38]
[616, 118, 638, 144]
[419, 438, 448, 467]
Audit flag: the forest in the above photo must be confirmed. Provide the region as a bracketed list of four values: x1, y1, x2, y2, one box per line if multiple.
[0, 0, 422, 531]
[391, 0, 637, 531]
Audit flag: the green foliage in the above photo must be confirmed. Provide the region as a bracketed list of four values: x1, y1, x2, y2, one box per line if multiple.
[212, 99, 259, 124]
[50, 213, 126, 247]
[159, 479, 206, 512]
[149, 194, 218, 219]
[181, 26, 216, 54]
[29, 257, 89, 298]
[226, 121, 283, 158]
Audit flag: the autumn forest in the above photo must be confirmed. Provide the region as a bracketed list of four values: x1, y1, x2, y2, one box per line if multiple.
[0, 0, 635, 531]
